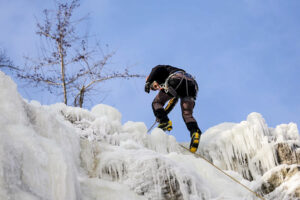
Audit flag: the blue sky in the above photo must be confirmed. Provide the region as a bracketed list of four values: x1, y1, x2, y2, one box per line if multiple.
[1, 0, 300, 141]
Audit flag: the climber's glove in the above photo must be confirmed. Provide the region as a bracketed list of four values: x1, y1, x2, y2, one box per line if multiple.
[145, 82, 151, 93]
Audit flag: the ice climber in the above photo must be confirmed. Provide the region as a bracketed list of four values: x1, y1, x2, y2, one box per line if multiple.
[145, 65, 202, 153]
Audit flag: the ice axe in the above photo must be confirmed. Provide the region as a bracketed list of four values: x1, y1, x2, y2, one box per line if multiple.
[147, 120, 158, 133]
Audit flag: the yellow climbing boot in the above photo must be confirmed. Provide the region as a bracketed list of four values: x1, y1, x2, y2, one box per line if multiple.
[189, 131, 200, 153]
[158, 120, 173, 131]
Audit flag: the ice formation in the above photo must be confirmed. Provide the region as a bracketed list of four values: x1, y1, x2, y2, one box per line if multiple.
[201, 113, 299, 180]
[0, 71, 300, 200]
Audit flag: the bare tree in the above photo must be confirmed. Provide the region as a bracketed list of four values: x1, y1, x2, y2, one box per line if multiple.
[0, 49, 18, 70]
[16, 0, 143, 107]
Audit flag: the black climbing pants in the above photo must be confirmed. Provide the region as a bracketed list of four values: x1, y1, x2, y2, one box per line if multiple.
[152, 90, 201, 135]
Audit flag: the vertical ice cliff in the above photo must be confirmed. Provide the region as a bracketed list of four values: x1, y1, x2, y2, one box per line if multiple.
[200, 112, 300, 199]
[0, 72, 81, 200]
[0, 71, 300, 200]
[72, 105, 211, 200]
[0, 71, 212, 200]
[201, 113, 299, 180]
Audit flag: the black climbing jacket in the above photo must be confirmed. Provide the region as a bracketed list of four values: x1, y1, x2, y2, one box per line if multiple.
[146, 65, 184, 85]
[147, 65, 198, 99]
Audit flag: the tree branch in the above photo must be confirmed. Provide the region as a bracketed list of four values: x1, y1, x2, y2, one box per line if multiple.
[0, 64, 20, 70]
[85, 73, 143, 90]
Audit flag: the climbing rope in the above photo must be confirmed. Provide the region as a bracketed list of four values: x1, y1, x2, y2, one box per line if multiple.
[179, 144, 266, 200]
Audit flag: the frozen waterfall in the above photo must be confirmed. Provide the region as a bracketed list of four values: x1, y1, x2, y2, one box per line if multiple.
[0, 71, 300, 200]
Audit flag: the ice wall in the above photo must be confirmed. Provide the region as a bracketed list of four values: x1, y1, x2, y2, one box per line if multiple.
[0, 71, 212, 200]
[200, 112, 300, 181]
[0, 72, 81, 200]
[1, 71, 299, 200]
[69, 104, 212, 200]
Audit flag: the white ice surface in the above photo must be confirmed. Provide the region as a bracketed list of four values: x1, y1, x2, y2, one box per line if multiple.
[0, 71, 299, 200]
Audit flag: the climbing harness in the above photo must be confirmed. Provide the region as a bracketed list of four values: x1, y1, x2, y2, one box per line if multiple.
[160, 71, 198, 98]
[179, 144, 266, 200]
